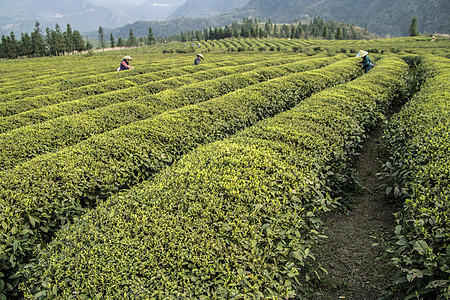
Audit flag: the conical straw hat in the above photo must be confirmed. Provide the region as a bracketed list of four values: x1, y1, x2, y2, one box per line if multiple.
[356, 50, 368, 57]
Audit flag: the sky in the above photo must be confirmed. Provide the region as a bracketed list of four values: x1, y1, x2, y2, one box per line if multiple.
[87, 0, 145, 5]
[86, 0, 184, 6]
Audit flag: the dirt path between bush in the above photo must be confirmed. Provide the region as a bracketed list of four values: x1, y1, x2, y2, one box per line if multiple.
[311, 126, 402, 299]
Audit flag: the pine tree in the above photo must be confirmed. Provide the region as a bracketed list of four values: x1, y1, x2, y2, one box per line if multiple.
[322, 26, 328, 39]
[335, 27, 343, 40]
[0, 35, 6, 58]
[295, 24, 302, 38]
[264, 21, 271, 36]
[224, 26, 232, 39]
[7, 32, 18, 59]
[65, 24, 74, 53]
[209, 27, 216, 40]
[110, 33, 115, 48]
[117, 37, 124, 47]
[31, 21, 45, 57]
[195, 30, 202, 41]
[233, 28, 239, 38]
[72, 30, 85, 52]
[86, 40, 93, 50]
[217, 28, 224, 39]
[98, 26, 106, 50]
[409, 17, 419, 36]
[54, 24, 65, 55]
[273, 24, 279, 38]
[342, 27, 348, 39]
[148, 27, 155, 45]
[19, 32, 33, 57]
[46, 27, 55, 55]
[127, 29, 137, 47]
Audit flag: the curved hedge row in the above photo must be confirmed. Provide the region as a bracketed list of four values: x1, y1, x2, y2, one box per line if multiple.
[0, 55, 337, 171]
[0, 55, 302, 133]
[22, 56, 409, 298]
[0, 65, 167, 103]
[0, 53, 267, 103]
[0, 53, 187, 87]
[0, 57, 362, 297]
[0, 58, 122, 96]
[0, 55, 273, 117]
[382, 55, 450, 299]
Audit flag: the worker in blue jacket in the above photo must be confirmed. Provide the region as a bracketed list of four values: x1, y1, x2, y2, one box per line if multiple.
[356, 50, 374, 72]
[194, 54, 204, 65]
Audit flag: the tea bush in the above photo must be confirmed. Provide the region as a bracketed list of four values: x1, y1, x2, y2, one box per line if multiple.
[0, 55, 341, 171]
[22, 57, 409, 298]
[0, 57, 362, 297]
[382, 54, 450, 299]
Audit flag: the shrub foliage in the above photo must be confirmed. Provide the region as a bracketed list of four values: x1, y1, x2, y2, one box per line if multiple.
[22, 57, 409, 298]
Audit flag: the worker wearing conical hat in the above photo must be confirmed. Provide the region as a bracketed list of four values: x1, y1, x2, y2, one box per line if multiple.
[118, 55, 135, 71]
[356, 50, 374, 72]
[194, 54, 204, 65]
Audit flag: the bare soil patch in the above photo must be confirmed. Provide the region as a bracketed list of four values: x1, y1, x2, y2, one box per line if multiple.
[311, 127, 402, 299]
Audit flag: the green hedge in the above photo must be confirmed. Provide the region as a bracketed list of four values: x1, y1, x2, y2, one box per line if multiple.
[0, 68, 137, 103]
[0, 53, 194, 90]
[0, 55, 338, 171]
[382, 54, 450, 299]
[22, 56, 409, 298]
[0, 68, 109, 96]
[0, 54, 261, 102]
[0, 56, 269, 117]
[0, 57, 362, 297]
[0, 55, 306, 133]
[0, 64, 245, 130]
[0, 58, 125, 96]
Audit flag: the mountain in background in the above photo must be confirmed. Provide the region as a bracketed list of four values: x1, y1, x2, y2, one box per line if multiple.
[0, 0, 187, 36]
[83, 0, 146, 24]
[86, 0, 146, 6]
[2, 0, 449, 38]
[0, 0, 132, 35]
[235, 0, 449, 37]
[132, 0, 186, 21]
[162, 0, 449, 37]
[168, 0, 249, 19]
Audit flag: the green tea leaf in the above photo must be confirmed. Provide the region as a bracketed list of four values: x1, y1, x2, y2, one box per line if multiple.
[406, 269, 423, 282]
[413, 240, 428, 255]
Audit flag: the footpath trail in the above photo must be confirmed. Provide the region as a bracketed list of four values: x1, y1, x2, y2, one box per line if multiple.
[312, 126, 402, 299]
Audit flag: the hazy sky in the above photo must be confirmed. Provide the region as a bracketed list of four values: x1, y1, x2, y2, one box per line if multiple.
[87, 0, 146, 5]
[86, 0, 185, 6]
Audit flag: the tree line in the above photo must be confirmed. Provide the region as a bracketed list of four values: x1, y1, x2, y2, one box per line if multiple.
[0, 21, 89, 59]
[1, 21, 156, 59]
[1, 16, 370, 59]
[99, 27, 156, 50]
[164, 17, 368, 43]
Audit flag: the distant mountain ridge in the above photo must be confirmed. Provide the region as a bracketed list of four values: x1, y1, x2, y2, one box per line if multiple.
[164, 0, 449, 37]
[236, 0, 449, 37]
[132, 0, 186, 21]
[2, 0, 448, 38]
[0, 0, 130, 35]
[168, 0, 249, 19]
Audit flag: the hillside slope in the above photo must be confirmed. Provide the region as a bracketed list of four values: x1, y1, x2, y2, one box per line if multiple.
[0, 0, 127, 35]
[165, 0, 449, 37]
[132, 0, 186, 21]
[237, 0, 449, 36]
[168, 0, 249, 19]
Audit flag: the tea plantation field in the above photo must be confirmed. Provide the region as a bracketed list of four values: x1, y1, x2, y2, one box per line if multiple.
[0, 37, 449, 299]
